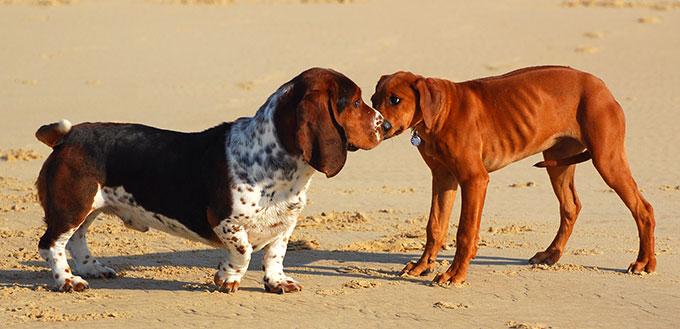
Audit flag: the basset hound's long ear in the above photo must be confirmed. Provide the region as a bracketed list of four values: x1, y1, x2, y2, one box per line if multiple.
[413, 78, 443, 129]
[296, 90, 347, 178]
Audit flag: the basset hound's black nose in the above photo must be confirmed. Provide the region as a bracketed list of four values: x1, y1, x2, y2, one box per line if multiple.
[381, 120, 392, 134]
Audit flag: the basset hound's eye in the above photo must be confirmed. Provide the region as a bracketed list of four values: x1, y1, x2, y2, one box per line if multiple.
[389, 95, 401, 106]
[353, 100, 360, 108]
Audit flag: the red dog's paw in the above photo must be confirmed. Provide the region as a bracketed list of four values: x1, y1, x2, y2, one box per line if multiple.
[432, 271, 466, 286]
[400, 260, 436, 276]
[529, 249, 562, 265]
[432, 259, 469, 286]
[628, 258, 656, 274]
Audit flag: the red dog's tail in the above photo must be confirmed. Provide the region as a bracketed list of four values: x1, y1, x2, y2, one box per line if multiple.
[534, 151, 591, 168]
[36, 119, 72, 148]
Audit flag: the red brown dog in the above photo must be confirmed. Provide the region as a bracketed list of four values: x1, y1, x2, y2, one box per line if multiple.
[371, 66, 655, 285]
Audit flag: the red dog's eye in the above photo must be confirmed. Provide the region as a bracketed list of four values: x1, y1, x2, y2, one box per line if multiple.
[389, 96, 401, 106]
[353, 100, 360, 108]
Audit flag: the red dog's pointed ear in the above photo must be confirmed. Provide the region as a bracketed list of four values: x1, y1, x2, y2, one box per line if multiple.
[377, 75, 389, 87]
[296, 91, 347, 178]
[413, 78, 443, 129]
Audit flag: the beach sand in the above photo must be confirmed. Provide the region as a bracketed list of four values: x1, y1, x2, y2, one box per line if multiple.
[1, 0, 679, 327]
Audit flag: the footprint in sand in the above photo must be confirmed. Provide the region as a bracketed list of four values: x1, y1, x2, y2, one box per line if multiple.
[433, 301, 469, 310]
[316, 289, 348, 296]
[159, 0, 236, 5]
[506, 321, 552, 329]
[236, 81, 255, 90]
[583, 31, 606, 39]
[567, 248, 603, 255]
[39, 0, 76, 6]
[379, 185, 418, 194]
[19, 79, 38, 86]
[0, 149, 43, 162]
[563, 0, 679, 10]
[638, 16, 662, 24]
[343, 279, 380, 289]
[658, 185, 680, 191]
[508, 181, 537, 188]
[287, 238, 321, 250]
[0, 203, 32, 212]
[315, 279, 381, 296]
[487, 224, 533, 234]
[575, 46, 601, 54]
[336, 266, 397, 279]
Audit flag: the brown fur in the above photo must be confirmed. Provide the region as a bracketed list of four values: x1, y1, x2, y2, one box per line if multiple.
[37, 145, 103, 251]
[295, 90, 349, 178]
[275, 68, 384, 177]
[35, 121, 69, 148]
[371, 66, 655, 285]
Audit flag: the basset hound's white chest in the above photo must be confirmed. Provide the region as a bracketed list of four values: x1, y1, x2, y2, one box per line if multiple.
[225, 180, 310, 251]
[220, 90, 316, 250]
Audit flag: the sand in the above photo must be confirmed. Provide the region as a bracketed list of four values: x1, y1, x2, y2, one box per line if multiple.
[1, 0, 679, 327]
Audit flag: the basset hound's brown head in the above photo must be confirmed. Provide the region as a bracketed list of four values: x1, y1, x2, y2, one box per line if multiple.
[370, 71, 442, 139]
[274, 68, 392, 178]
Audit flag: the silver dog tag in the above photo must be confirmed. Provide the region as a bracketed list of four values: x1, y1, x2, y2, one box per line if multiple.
[411, 135, 421, 146]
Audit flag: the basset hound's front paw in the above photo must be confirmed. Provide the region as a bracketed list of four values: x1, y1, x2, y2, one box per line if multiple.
[214, 272, 240, 293]
[263, 275, 302, 294]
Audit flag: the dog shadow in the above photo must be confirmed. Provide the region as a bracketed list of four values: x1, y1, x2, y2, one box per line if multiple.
[3, 249, 625, 293]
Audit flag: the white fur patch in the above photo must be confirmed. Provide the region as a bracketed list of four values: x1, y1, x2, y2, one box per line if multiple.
[99, 186, 221, 247]
[210, 84, 317, 289]
[225, 84, 315, 250]
[39, 228, 90, 291]
[374, 110, 385, 142]
[57, 119, 72, 133]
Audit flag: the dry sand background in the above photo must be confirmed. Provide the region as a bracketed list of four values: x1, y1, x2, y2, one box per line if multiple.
[1, 0, 679, 327]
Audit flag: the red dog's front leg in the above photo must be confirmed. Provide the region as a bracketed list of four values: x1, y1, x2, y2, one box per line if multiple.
[433, 169, 488, 285]
[401, 160, 458, 276]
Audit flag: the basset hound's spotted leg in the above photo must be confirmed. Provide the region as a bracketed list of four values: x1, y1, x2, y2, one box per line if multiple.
[39, 228, 90, 292]
[213, 222, 252, 293]
[66, 210, 117, 280]
[262, 222, 301, 294]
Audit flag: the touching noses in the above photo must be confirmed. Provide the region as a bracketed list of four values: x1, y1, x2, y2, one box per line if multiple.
[381, 120, 392, 134]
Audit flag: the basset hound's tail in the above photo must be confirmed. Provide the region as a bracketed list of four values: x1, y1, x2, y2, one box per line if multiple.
[534, 151, 591, 168]
[36, 119, 72, 148]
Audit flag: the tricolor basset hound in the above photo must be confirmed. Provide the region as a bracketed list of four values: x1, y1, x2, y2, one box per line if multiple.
[35, 68, 391, 293]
